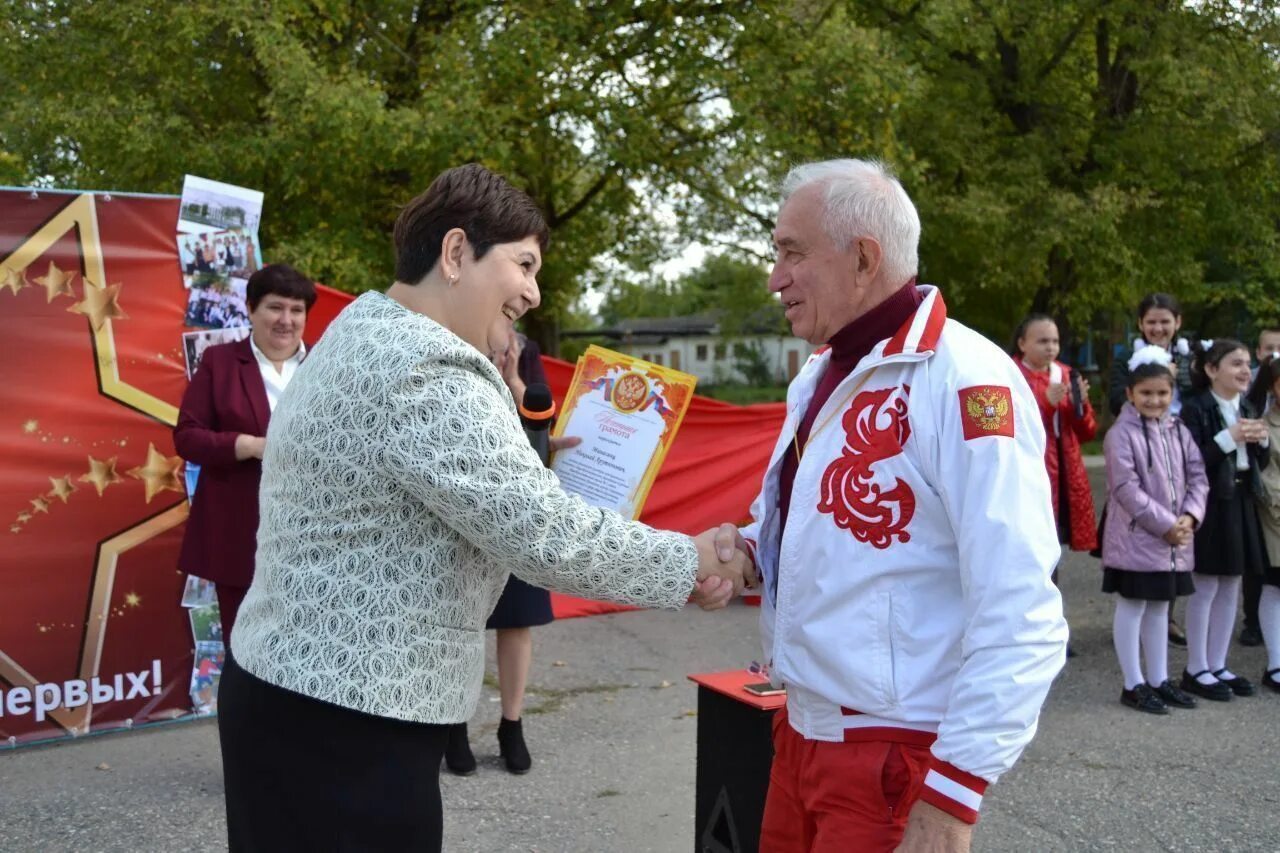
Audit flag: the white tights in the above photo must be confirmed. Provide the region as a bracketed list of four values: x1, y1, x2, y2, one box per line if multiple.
[1186, 574, 1241, 683]
[1260, 584, 1280, 673]
[1113, 598, 1170, 690]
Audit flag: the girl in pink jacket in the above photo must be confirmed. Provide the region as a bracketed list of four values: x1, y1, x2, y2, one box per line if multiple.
[1102, 346, 1209, 714]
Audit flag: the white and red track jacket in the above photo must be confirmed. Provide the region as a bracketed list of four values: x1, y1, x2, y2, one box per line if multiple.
[740, 286, 1068, 824]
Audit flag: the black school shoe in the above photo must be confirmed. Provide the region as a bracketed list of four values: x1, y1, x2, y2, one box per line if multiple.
[1180, 670, 1233, 701]
[444, 722, 477, 776]
[498, 716, 532, 775]
[1213, 669, 1257, 697]
[1263, 669, 1280, 694]
[1152, 680, 1197, 709]
[1239, 625, 1264, 647]
[1120, 684, 1169, 715]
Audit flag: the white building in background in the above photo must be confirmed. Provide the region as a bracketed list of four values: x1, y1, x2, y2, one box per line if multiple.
[580, 311, 814, 385]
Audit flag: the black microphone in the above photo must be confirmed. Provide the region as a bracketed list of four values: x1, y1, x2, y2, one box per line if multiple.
[1069, 370, 1085, 419]
[520, 383, 555, 467]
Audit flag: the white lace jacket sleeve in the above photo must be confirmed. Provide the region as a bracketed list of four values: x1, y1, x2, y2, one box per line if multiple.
[382, 355, 698, 610]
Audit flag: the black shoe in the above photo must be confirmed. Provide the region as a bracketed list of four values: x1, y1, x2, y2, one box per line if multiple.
[1168, 621, 1187, 647]
[444, 722, 477, 776]
[1239, 625, 1264, 647]
[1152, 679, 1197, 709]
[1263, 669, 1280, 694]
[1180, 670, 1232, 702]
[1212, 669, 1257, 697]
[1066, 644, 1078, 659]
[497, 717, 531, 775]
[1120, 684, 1169, 715]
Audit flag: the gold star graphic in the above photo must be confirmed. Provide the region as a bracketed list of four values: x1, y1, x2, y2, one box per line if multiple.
[22, 419, 38, 434]
[80, 455, 122, 496]
[30, 496, 50, 514]
[16, 512, 32, 523]
[0, 264, 29, 296]
[67, 278, 127, 332]
[124, 592, 142, 608]
[34, 261, 76, 303]
[126, 443, 183, 503]
[9, 525, 19, 534]
[47, 475, 78, 503]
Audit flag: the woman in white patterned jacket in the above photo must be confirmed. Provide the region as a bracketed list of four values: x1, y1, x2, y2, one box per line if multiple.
[216, 164, 752, 852]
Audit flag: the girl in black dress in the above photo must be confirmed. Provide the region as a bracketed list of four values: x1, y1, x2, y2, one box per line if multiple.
[1179, 340, 1271, 700]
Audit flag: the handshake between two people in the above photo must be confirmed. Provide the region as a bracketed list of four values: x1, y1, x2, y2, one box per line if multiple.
[690, 523, 758, 611]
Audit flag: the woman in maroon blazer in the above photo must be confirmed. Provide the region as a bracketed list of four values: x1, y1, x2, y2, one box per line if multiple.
[174, 264, 316, 642]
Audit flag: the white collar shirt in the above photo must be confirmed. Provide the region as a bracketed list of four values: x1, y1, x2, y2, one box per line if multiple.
[249, 334, 306, 412]
[1210, 391, 1249, 471]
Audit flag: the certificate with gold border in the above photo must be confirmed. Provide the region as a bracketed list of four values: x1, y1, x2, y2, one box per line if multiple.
[550, 345, 696, 519]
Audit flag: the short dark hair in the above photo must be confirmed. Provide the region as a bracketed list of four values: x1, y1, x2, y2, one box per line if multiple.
[246, 263, 317, 312]
[1248, 352, 1280, 411]
[393, 163, 550, 285]
[1137, 292, 1182, 320]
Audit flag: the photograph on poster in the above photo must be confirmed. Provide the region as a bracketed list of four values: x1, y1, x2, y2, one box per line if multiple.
[184, 274, 249, 330]
[182, 326, 250, 379]
[190, 640, 226, 716]
[189, 604, 224, 645]
[179, 574, 218, 609]
[178, 175, 263, 235]
[177, 229, 261, 288]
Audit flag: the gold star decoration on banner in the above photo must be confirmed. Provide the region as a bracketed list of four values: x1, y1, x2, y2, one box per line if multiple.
[34, 261, 76, 303]
[80, 455, 122, 496]
[29, 496, 50, 514]
[47, 475, 77, 503]
[16, 512, 32, 523]
[67, 278, 127, 332]
[23, 419, 39, 434]
[9, 525, 19, 534]
[124, 592, 142, 608]
[0, 264, 29, 296]
[126, 443, 183, 503]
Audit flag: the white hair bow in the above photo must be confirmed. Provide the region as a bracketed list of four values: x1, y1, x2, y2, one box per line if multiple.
[1174, 338, 1190, 357]
[1128, 344, 1173, 372]
[1199, 339, 1214, 352]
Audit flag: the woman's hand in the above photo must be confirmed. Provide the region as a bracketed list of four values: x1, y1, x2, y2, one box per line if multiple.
[234, 434, 266, 461]
[1045, 382, 1068, 407]
[493, 335, 526, 401]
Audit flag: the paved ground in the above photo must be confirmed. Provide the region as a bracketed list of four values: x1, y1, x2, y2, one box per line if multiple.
[3, 470, 1278, 851]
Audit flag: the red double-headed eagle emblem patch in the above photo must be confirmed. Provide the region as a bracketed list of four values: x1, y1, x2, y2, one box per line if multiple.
[959, 385, 1014, 440]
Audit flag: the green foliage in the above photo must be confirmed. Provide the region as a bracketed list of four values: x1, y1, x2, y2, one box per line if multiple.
[0, 0, 752, 351]
[4, 0, 1278, 361]
[715, 1, 1280, 347]
[598, 252, 779, 332]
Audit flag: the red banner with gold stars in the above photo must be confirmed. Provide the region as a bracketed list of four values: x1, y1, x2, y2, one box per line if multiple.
[0, 188, 350, 747]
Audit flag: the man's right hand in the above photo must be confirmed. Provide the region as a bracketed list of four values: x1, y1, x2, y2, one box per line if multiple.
[691, 525, 755, 610]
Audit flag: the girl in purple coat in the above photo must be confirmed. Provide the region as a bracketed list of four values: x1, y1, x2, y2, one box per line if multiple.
[1102, 346, 1209, 714]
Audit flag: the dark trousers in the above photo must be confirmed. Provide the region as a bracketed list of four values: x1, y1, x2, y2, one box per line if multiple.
[218, 655, 450, 852]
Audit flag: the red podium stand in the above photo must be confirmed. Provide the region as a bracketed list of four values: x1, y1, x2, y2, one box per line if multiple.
[687, 670, 785, 853]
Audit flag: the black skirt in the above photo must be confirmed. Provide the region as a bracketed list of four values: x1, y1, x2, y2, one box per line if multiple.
[1102, 568, 1195, 601]
[218, 655, 450, 852]
[1193, 478, 1268, 577]
[485, 574, 554, 630]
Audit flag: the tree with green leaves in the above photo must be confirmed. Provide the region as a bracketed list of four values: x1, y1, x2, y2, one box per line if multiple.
[0, 0, 754, 352]
[712, 1, 1280, 344]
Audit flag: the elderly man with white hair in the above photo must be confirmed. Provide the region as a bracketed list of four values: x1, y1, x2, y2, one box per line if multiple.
[715, 159, 1068, 851]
